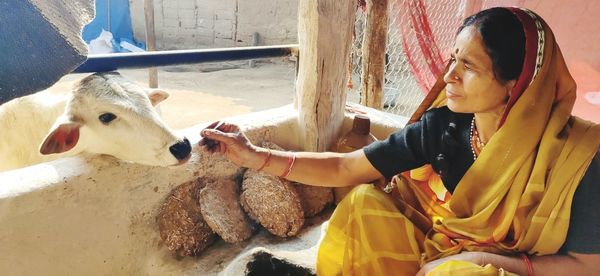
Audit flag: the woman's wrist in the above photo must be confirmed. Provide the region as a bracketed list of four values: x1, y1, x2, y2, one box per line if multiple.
[521, 253, 534, 276]
[472, 251, 533, 276]
[246, 146, 270, 170]
[280, 152, 296, 178]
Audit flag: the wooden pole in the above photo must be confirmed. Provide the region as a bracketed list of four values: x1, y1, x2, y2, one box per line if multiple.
[249, 32, 259, 68]
[360, 0, 388, 109]
[295, 0, 355, 151]
[144, 0, 158, 88]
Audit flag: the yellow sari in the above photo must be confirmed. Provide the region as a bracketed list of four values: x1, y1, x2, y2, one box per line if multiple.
[317, 8, 600, 276]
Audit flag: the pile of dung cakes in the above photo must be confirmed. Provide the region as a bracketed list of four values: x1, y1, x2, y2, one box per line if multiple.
[157, 141, 333, 257]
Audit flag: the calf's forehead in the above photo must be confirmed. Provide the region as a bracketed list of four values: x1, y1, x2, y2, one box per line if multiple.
[74, 73, 151, 105]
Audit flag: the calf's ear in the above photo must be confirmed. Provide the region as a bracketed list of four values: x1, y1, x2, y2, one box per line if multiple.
[148, 89, 170, 106]
[39, 116, 82, 155]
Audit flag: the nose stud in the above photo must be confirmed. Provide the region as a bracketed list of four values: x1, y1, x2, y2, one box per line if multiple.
[454, 75, 459, 80]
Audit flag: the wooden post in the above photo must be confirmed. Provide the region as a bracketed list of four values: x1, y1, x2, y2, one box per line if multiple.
[249, 32, 259, 68]
[144, 0, 158, 88]
[295, 0, 356, 151]
[360, 0, 389, 109]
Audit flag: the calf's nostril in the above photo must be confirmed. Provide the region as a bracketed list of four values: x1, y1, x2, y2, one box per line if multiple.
[169, 138, 192, 160]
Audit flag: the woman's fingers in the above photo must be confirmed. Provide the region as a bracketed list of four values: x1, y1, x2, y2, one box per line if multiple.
[200, 122, 237, 139]
[199, 122, 243, 154]
[198, 122, 253, 167]
[205, 120, 221, 129]
[199, 129, 223, 152]
[203, 128, 241, 143]
[219, 143, 227, 154]
[223, 123, 240, 133]
[205, 121, 239, 132]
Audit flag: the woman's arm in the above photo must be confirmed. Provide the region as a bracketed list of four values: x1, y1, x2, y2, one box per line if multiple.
[253, 149, 383, 187]
[417, 251, 600, 275]
[199, 122, 384, 187]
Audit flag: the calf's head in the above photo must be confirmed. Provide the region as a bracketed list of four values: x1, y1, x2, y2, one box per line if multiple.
[39, 72, 192, 166]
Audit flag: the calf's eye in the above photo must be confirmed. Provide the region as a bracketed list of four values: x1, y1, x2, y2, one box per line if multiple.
[99, 113, 117, 124]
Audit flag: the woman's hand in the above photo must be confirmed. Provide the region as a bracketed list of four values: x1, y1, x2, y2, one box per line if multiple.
[199, 121, 261, 168]
[416, 251, 485, 276]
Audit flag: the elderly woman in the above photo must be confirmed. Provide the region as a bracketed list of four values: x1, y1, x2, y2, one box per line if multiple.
[200, 7, 599, 276]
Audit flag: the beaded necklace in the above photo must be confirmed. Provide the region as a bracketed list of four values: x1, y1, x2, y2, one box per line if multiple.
[469, 117, 486, 160]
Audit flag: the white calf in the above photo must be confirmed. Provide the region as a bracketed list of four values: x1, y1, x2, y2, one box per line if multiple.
[0, 72, 192, 172]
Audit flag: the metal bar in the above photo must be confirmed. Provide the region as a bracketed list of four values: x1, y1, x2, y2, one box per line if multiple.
[74, 44, 299, 73]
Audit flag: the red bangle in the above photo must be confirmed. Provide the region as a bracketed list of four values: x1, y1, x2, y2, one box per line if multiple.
[521, 253, 534, 276]
[280, 152, 296, 178]
[256, 149, 272, 171]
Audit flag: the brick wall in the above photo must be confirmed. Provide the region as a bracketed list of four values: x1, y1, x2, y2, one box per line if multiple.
[129, 0, 298, 50]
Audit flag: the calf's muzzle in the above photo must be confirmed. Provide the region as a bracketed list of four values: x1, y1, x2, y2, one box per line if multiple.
[169, 138, 192, 160]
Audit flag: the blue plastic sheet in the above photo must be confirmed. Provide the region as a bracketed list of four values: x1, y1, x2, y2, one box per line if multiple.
[82, 0, 145, 52]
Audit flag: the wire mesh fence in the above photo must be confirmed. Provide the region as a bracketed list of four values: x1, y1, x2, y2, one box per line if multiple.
[347, 0, 464, 119]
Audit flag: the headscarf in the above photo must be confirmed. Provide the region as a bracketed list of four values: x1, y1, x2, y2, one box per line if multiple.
[397, 7, 600, 261]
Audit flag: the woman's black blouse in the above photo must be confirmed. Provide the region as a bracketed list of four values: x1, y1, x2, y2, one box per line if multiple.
[363, 106, 600, 254]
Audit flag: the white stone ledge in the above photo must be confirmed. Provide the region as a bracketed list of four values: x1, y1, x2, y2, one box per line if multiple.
[0, 104, 406, 275]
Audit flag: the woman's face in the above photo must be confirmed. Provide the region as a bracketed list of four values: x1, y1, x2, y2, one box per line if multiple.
[443, 26, 515, 115]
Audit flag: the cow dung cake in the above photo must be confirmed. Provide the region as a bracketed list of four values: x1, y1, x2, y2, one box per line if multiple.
[293, 183, 333, 218]
[157, 179, 216, 256]
[260, 141, 333, 218]
[240, 169, 305, 237]
[198, 177, 255, 243]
